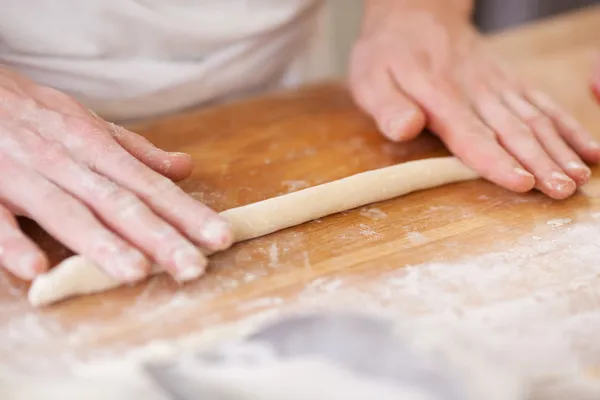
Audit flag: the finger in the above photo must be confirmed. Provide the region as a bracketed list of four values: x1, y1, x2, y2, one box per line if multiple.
[395, 77, 535, 192]
[23, 95, 195, 182]
[104, 122, 194, 182]
[526, 89, 600, 164]
[31, 146, 208, 281]
[81, 139, 233, 252]
[0, 203, 47, 280]
[350, 69, 426, 142]
[95, 148, 233, 252]
[0, 154, 151, 282]
[42, 115, 233, 252]
[473, 91, 575, 199]
[29, 84, 90, 117]
[501, 91, 591, 186]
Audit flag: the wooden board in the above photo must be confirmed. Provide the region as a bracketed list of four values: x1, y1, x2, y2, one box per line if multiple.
[2, 5, 600, 373]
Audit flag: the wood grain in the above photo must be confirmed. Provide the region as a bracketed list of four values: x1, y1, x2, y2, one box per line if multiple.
[1, 5, 600, 372]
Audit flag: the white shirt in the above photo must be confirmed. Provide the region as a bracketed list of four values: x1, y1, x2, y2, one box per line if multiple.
[0, 0, 330, 121]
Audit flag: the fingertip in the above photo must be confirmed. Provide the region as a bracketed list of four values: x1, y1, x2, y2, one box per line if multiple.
[199, 217, 234, 251]
[565, 161, 592, 186]
[172, 246, 208, 282]
[14, 251, 49, 281]
[509, 167, 536, 192]
[105, 248, 152, 283]
[450, 137, 535, 194]
[538, 171, 578, 200]
[382, 109, 426, 142]
[161, 152, 194, 181]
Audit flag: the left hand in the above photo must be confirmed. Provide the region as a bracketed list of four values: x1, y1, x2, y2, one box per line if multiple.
[348, 0, 600, 200]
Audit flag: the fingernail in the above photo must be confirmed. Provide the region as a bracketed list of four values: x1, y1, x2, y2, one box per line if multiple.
[589, 140, 600, 150]
[514, 167, 534, 178]
[200, 218, 233, 250]
[552, 171, 572, 181]
[169, 152, 192, 159]
[172, 246, 207, 281]
[545, 171, 576, 193]
[566, 161, 591, 178]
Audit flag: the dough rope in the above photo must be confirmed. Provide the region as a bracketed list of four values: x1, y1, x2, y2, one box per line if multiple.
[27, 157, 479, 307]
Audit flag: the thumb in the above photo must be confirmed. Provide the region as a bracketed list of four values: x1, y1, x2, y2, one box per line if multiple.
[105, 122, 194, 182]
[350, 70, 426, 142]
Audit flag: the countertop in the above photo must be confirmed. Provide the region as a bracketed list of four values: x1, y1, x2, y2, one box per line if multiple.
[2, 5, 600, 372]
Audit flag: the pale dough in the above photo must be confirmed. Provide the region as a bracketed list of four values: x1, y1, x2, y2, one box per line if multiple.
[28, 157, 479, 307]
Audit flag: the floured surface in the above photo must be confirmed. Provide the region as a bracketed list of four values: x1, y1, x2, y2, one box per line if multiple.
[4, 192, 600, 379]
[5, 214, 600, 397]
[27, 156, 478, 307]
[1, 11, 600, 393]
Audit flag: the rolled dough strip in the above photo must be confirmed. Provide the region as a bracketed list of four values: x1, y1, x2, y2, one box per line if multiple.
[28, 156, 479, 307]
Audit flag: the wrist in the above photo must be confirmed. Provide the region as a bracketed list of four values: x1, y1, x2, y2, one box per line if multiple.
[361, 0, 474, 33]
[363, 0, 474, 14]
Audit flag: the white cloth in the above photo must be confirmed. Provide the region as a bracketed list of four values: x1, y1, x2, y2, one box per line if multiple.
[0, 0, 329, 121]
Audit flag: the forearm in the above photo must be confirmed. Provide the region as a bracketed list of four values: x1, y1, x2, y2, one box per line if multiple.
[363, 0, 474, 13]
[361, 0, 475, 31]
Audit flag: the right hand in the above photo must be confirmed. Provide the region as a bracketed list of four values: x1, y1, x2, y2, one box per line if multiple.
[0, 67, 233, 282]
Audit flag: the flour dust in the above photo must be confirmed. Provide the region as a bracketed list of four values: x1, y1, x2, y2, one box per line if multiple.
[3, 219, 600, 394]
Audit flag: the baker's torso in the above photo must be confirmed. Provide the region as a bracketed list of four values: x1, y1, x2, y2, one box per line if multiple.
[0, 0, 327, 121]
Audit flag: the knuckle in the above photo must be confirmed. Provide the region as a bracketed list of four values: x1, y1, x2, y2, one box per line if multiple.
[40, 183, 68, 205]
[87, 177, 126, 203]
[36, 86, 77, 105]
[87, 140, 120, 171]
[560, 115, 584, 135]
[0, 235, 27, 253]
[64, 115, 106, 139]
[525, 114, 553, 134]
[35, 141, 70, 167]
[0, 86, 23, 106]
[144, 174, 179, 196]
[82, 175, 145, 218]
[40, 186, 89, 220]
[0, 206, 14, 222]
[108, 188, 144, 218]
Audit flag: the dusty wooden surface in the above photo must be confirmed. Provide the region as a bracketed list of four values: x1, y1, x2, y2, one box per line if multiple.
[2, 5, 600, 372]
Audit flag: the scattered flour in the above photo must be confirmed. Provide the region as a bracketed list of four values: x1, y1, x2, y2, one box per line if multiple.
[405, 231, 429, 245]
[358, 224, 382, 238]
[359, 207, 388, 220]
[547, 218, 572, 227]
[267, 243, 280, 268]
[289, 222, 600, 383]
[4, 221, 600, 398]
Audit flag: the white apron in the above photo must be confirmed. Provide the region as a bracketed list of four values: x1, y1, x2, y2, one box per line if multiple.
[0, 0, 331, 121]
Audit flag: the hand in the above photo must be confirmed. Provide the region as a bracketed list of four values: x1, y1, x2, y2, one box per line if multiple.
[0, 67, 233, 282]
[349, 0, 600, 199]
